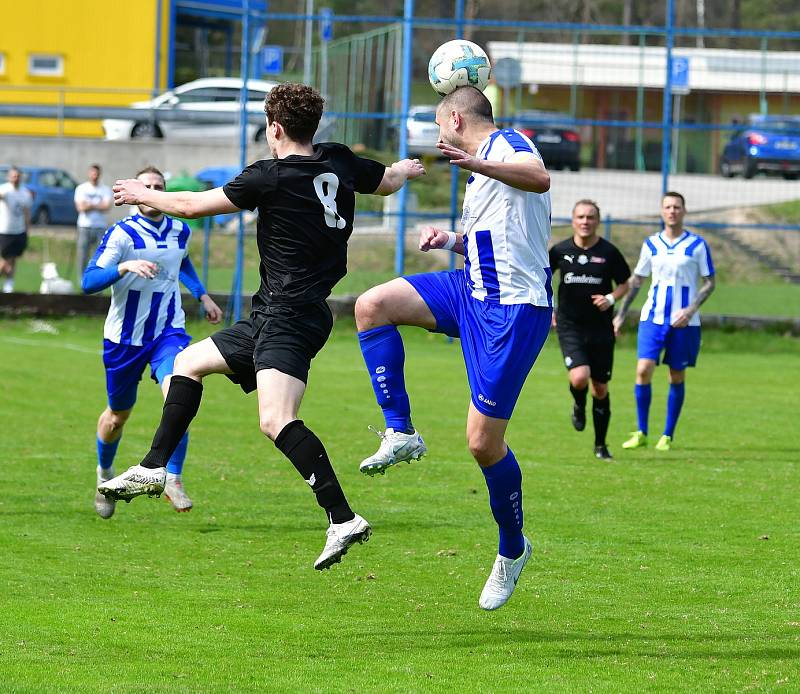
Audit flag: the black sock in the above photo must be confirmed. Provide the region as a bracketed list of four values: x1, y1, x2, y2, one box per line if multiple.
[141, 376, 203, 469]
[274, 420, 355, 524]
[570, 384, 588, 410]
[592, 394, 610, 446]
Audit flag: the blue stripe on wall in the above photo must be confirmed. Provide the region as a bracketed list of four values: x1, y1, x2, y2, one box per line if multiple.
[141, 292, 164, 344]
[120, 290, 141, 344]
[474, 229, 500, 301]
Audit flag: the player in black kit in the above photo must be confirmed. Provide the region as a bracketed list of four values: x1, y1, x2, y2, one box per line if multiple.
[100, 83, 426, 569]
[549, 200, 631, 459]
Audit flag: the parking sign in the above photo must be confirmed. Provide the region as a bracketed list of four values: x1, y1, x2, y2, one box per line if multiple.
[261, 46, 283, 75]
[671, 56, 690, 94]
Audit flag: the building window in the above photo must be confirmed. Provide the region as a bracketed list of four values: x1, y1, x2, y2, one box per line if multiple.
[0, 53, 5, 76]
[28, 54, 64, 77]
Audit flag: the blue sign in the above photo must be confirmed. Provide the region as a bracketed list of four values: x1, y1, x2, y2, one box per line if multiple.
[261, 45, 283, 74]
[320, 8, 333, 42]
[671, 56, 690, 93]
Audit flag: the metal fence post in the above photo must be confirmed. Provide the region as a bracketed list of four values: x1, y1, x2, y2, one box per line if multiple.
[394, 0, 414, 277]
[661, 0, 675, 195]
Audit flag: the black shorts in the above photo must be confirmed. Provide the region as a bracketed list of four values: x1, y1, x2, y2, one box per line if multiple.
[556, 322, 615, 383]
[210, 301, 334, 392]
[0, 232, 28, 260]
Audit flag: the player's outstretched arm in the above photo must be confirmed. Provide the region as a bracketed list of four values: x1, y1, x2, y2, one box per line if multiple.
[113, 181, 240, 219]
[418, 226, 464, 256]
[436, 143, 550, 193]
[373, 159, 426, 196]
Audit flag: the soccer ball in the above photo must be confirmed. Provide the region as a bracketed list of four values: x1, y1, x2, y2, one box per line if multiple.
[428, 40, 492, 96]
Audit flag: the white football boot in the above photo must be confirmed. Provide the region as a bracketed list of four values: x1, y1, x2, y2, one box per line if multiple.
[97, 464, 166, 502]
[359, 427, 427, 476]
[164, 476, 193, 512]
[478, 536, 533, 611]
[94, 466, 116, 519]
[314, 514, 372, 570]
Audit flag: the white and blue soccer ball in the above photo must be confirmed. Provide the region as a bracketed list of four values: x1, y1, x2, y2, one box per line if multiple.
[428, 39, 492, 96]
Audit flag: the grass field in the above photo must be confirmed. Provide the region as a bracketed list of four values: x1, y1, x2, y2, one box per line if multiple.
[1, 316, 799, 692]
[11, 230, 800, 319]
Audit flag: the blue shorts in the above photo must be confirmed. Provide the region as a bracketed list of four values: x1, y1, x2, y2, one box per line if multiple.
[404, 270, 551, 420]
[637, 320, 701, 370]
[103, 331, 191, 411]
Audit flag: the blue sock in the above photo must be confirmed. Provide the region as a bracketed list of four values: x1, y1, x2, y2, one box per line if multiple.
[358, 325, 412, 432]
[166, 432, 189, 475]
[664, 383, 685, 437]
[635, 383, 652, 435]
[97, 436, 121, 470]
[481, 448, 524, 560]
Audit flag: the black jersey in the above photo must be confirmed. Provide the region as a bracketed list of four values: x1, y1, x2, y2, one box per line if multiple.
[223, 142, 385, 310]
[549, 236, 631, 328]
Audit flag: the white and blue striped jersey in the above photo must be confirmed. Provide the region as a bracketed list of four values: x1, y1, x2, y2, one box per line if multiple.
[634, 229, 715, 327]
[461, 128, 552, 306]
[92, 214, 192, 345]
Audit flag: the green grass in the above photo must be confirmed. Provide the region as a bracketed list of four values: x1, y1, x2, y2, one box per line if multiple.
[11, 230, 800, 318]
[1, 317, 799, 691]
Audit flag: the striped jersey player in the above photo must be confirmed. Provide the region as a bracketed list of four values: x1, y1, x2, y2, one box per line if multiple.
[354, 86, 552, 611]
[613, 191, 715, 452]
[81, 166, 222, 518]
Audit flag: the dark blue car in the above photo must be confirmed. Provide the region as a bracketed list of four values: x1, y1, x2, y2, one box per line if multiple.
[720, 115, 800, 180]
[0, 165, 78, 225]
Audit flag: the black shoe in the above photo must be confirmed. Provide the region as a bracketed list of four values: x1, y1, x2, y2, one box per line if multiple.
[571, 405, 586, 431]
[594, 445, 613, 460]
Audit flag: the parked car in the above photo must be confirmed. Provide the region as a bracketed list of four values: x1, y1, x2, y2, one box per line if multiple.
[0, 165, 78, 225]
[403, 105, 443, 157]
[510, 110, 581, 171]
[102, 77, 335, 144]
[720, 115, 800, 179]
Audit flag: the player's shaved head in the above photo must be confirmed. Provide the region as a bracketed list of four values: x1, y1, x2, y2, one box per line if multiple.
[437, 86, 494, 124]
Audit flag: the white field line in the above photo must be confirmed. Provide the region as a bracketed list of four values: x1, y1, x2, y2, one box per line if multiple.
[0, 336, 100, 356]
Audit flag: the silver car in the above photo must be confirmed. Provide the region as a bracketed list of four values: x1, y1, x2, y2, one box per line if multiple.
[405, 105, 443, 157]
[102, 77, 335, 143]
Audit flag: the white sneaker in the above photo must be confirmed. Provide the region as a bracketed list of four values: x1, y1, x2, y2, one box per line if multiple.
[164, 477, 193, 512]
[478, 536, 533, 611]
[314, 513, 372, 570]
[359, 427, 427, 476]
[94, 466, 116, 519]
[97, 464, 166, 501]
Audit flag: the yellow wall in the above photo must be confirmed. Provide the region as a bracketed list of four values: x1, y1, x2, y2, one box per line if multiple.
[0, 0, 170, 137]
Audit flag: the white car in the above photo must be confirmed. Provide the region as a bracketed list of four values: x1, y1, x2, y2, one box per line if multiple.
[102, 77, 335, 143]
[405, 105, 443, 157]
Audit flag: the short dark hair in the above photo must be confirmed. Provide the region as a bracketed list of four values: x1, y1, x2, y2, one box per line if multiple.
[136, 165, 165, 180]
[663, 191, 686, 207]
[572, 199, 600, 218]
[90, 164, 102, 173]
[437, 86, 494, 124]
[264, 83, 324, 143]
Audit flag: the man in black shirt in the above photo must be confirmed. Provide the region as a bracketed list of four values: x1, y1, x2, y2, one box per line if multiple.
[99, 83, 426, 570]
[549, 200, 630, 459]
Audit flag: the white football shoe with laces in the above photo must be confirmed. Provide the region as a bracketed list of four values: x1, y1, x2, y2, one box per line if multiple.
[164, 477, 193, 512]
[359, 427, 427, 476]
[478, 536, 533, 611]
[94, 466, 116, 519]
[97, 464, 166, 501]
[314, 513, 372, 570]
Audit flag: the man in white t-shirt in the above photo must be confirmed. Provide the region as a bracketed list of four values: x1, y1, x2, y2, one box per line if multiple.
[74, 163, 112, 283]
[0, 166, 34, 293]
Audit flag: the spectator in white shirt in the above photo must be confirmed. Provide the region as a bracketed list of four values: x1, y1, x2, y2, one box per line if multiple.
[74, 163, 112, 283]
[0, 166, 33, 293]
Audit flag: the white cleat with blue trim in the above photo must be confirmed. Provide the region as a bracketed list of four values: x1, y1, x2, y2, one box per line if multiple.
[359, 427, 427, 476]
